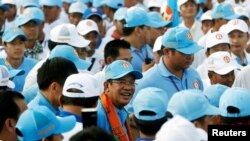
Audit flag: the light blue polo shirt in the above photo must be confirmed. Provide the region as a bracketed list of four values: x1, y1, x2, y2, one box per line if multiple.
[0, 57, 37, 92]
[130, 44, 154, 72]
[126, 57, 203, 113]
[28, 91, 60, 115]
[97, 99, 129, 137]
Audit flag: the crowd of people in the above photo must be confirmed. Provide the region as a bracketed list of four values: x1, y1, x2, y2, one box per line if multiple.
[1, 0, 250, 141]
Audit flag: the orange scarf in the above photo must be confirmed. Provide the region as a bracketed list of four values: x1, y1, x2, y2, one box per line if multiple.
[100, 92, 133, 141]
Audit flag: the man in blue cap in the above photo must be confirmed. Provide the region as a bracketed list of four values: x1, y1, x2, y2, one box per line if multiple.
[97, 60, 142, 141]
[128, 26, 203, 113]
[0, 27, 37, 92]
[15, 7, 46, 61]
[123, 6, 155, 72]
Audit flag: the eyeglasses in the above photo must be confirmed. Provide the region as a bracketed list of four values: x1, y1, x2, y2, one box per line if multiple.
[111, 80, 137, 86]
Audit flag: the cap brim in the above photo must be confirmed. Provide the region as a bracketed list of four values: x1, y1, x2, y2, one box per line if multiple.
[112, 70, 143, 80]
[224, 14, 238, 20]
[5, 35, 27, 43]
[150, 21, 170, 28]
[177, 43, 203, 55]
[74, 58, 91, 70]
[85, 13, 102, 19]
[54, 116, 76, 134]
[69, 36, 90, 48]
[215, 66, 237, 75]
[7, 80, 15, 89]
[9, 69, 25, 78]
[0, 5, 8, 11]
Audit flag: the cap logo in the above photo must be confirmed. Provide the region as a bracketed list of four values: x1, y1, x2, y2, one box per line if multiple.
[193, 80, 199, 89]
[223, 56, 231, 63]
[91, 8, 97, 12]
[186, 32, 192, 40]
[122, 62, 130, 69]
[232, 20, 239, 25]
[215, 34, 223, 40]
[13, 28, 19, 33]
[86, 21, 93, 27]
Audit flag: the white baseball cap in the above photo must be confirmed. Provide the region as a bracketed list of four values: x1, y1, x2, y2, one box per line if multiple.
[76, 19, 99, 36]
[177, 0, 196, 11]
[68, 1, 87, 14]
[234, 6, 249, 19]
[155, 115, 203, 141]
[223, 19, 249, 34]
[0, 65, 24, 89]
[63, 73, 100, 98]
[206, 31, 230, 49]
[50, 23, 90, 48]
[147, 0, 162, 9]
[200, 10, 212, 21]
[207, 51, 238, 75]
[153, 35, 162, 52]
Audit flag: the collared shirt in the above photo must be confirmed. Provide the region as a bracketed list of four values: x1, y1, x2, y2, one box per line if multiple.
[126, 57, 203, 113]
[131, 44, 154, 72]
[24, 41, 48, 61]
[0, 57, 37, 92]
[28, 91, 60, 115]
[97, 99, 129, 136]
[86, 49, 104, 74]
[59, 108, 82, 122]
[231, 50, 250, 67]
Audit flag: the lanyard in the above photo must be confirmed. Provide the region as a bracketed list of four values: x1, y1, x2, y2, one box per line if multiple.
[169, 76, 188, 92]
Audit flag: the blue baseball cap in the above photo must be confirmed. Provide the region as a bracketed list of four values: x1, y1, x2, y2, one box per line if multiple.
[101, 0, 124, 9]
[2, 27, 27, 43]
[211, 2, 236, 20]
[49, 45, 91, 70]
[15, 7, 44, 27]
[21, 0, 40, 8]
[148, 11, 170, 28]
[92, 0, 102, 7]
[105, 60, 142, 80]
[40, 0, 62, 7]
[68, 1, 87, 14]
[204, 84, 229, 107]
[84, 7, 103, 19]
[124, 6, 154, 28]
[0, 3, 8, 11]
[133, 87, 168, 121]
[114, 7, 127, 21]
[219, 87, 250, 117]
[62, 0, 76, 3]
[167, 89, 221, 121]
[16, 106, 76, 141]
[162, 26, 202, 54]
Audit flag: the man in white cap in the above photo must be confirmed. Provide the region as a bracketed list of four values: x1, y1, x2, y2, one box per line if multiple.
[68, 1, 87, 26]
[2, 0, 17, 28]
[200, 10, 212, 35]
[77, 19, 105, 74]
[222, 19, 250, 66]
[207, 51, 238, 87]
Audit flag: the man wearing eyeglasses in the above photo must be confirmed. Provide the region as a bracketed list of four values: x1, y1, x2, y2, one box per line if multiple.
[97, 60, 142, 141]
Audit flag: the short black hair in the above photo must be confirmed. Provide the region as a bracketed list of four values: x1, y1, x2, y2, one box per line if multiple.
[134, 114, 167, 135]
[0, 91, 24, 131]
[70, 126, 115, 141]
[37, 57, 78, 90]
[104, 39, 130, 64]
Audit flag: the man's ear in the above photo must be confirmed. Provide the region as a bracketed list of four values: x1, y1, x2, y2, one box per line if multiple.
[104, 81, 109, 93]
[106, 56, 114, 65]
[5, 118, 16, 133]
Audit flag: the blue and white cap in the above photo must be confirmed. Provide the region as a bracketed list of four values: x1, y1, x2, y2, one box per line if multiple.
[15, 7, 44, 27]
[167, 89, 221, 121]
[2, 27, 27, 43]
[101, 0, 124, 9]
[148, 11, 170, 28]
[211, 2, 236, 20]
[105, 60, 142, 80]
[21, 0, 40, 8]
[204, 84, 229, 107]
[124, 6, 155, 28]
[162, 26, 202, 54]
[40, 0, 62, 7]
[16, 106, 76, 141]
[219, 87, 250, 117]
[133, 87, 168, 121]
[49, 45, 91, 70]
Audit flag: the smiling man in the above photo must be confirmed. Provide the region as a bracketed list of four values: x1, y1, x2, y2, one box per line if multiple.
[97, 60, 142, 141]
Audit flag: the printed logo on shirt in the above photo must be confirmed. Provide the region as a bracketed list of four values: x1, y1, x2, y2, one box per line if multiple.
[186, 32, 193, 40]
[193, 80, 199, 89]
